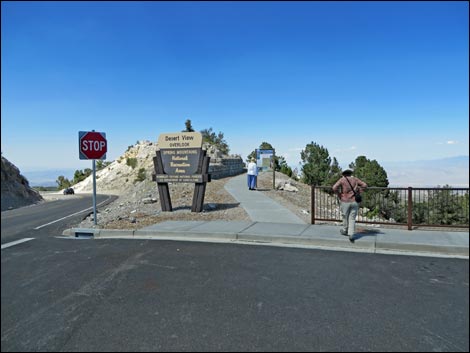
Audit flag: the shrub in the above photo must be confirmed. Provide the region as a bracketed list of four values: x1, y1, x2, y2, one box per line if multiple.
[127, 158, 138, 169]
[135, 168, 146, 182]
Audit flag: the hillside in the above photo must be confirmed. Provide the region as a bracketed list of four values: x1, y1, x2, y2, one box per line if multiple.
[1, 155, 43, 211]
[73, 140, 157, 195]
[74, 140, 249, 229]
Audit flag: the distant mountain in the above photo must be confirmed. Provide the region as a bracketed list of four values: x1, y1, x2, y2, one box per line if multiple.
[382, 156, 469, 187]
[21, 169, 76, 187]
[17, 155, 470, 189]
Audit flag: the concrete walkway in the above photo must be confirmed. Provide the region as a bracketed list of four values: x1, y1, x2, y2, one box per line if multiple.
[224, 173, 305, 224]
[64, 221, 469, 258]
[62, 173, 469, 259]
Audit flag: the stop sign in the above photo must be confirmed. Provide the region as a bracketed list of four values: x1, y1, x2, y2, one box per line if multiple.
[79, 131, 107, 160]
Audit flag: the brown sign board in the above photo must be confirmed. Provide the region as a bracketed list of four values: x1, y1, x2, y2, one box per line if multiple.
[160, 148, 201, 175]
[157, 132, 204, 178]
[154, 132, 210, 212]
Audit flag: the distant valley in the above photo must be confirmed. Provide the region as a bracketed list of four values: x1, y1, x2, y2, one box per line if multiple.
[22, 156, 469, 188]
[382, 156, 469, 187]
[22, 169, 76, 187]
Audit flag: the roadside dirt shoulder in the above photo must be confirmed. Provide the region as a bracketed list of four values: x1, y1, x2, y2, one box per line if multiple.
[77, 177, 250, 230]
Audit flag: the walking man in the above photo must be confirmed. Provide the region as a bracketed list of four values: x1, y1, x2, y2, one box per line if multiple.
[332, 169, 367, 243]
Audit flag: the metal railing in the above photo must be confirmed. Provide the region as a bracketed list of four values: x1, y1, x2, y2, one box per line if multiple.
[310, 186, 469, 230]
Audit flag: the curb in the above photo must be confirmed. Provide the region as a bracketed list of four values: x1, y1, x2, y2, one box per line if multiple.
[61, 228, 469, 259]
[375, 241, 469, 257]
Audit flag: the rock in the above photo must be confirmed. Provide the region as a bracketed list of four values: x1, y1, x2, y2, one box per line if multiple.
[283, 183, 298, 192]
[276, 180, 289, 189]
[142, 197, 158, 204]
[1, 155, 43, 211]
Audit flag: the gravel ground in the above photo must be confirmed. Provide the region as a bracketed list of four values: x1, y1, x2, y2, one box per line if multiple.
[76, 177, 251, 229]
[72, 171, 312, 230]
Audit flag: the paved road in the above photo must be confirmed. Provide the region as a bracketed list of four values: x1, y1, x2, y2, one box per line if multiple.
[2, 236, 468, 352]
[1, 189, 469, 351]
[1, 194, 115, 242]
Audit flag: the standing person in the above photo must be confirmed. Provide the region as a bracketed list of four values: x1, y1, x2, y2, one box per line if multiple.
[332, 169, 367, 243]
[247, 158, 258, 190]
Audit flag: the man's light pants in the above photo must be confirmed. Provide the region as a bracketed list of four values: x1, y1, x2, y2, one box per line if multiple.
[340, 201, 359, 235]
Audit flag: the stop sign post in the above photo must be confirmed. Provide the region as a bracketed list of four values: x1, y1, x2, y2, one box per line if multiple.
[79, 131, 107, 225]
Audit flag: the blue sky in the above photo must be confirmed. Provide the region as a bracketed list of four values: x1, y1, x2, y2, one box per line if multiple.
[2, 1, 469, 174]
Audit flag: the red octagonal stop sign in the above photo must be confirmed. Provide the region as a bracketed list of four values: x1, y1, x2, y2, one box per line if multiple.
[79, 131, 107, 160]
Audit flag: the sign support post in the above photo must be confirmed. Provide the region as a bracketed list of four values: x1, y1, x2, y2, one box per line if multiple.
[273, 149, 276, 190]
[92, 158, 97, 225]
[79, 130, 107, 225]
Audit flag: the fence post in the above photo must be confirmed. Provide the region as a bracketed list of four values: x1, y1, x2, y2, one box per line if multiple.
[407, 187, 413, 231]
[311, 184, 315, 224]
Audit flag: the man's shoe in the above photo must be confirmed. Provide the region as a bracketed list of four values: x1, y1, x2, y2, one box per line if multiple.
[340, 229, 348, 236]
[349, 236, 355, 243]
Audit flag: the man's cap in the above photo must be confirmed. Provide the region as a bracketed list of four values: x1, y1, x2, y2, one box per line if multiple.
[342, 169, 353, 176]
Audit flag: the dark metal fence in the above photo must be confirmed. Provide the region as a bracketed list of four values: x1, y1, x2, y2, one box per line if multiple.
[311, 186, 469, 230]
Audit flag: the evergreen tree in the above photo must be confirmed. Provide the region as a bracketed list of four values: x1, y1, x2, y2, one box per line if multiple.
[73, 168, 92, 184]
[96, 160, 111, 170]
[300, 142, 332, 185]
[349, 156, 389, 187]
[278, 156, 293, 177]
[349, 155, 389, 212]
[183, 119, 195, 132]
[200, 127, 230, 155]
[56, 175, 71, 190]
[326, 157, 343, 186]
[428, 186, 468, 225]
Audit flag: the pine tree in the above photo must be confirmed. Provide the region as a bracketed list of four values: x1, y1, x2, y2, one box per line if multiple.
[349, 155, 389, 212]
[349, 156, 389, 187]
[200, 128, 230, 155]
[300, 142, 331, 185]
[183, 119, 195, 132]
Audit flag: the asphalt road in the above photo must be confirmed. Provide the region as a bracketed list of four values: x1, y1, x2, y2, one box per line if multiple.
[1, 198, 469, 352]
[1, 194, 115, 242]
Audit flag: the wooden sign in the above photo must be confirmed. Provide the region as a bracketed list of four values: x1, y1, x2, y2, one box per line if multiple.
[153, 132, 210, 212]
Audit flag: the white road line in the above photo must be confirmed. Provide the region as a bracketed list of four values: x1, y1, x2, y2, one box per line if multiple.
[34, 197, 111, 230]
[1, 238, 35, 250]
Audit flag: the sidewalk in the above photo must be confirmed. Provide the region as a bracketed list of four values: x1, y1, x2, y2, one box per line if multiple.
[62, 174, 469, 259]
[224, 173, 305, 224]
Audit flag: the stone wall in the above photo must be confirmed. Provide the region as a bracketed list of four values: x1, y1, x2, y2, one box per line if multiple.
[209, 157, 245, 179]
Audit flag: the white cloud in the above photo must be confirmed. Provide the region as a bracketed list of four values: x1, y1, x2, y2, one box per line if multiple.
[334, 146, 357, 152]
[437, 140, 459, 145]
